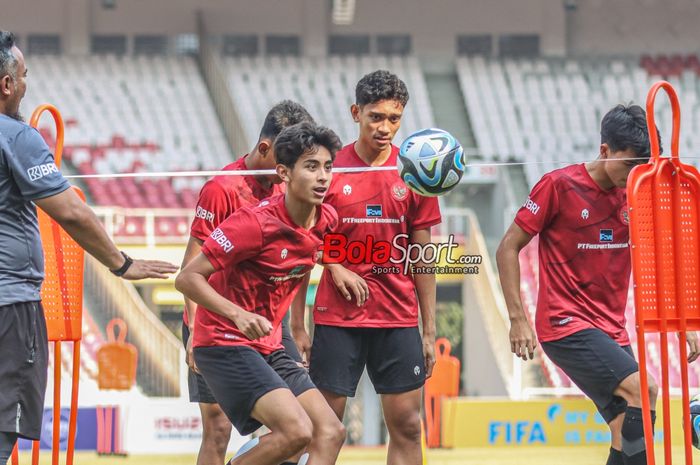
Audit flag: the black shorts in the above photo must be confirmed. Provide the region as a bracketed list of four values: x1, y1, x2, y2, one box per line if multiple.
[0, 301, 48, 440]
[182, 317, 301, 404]
[309, 325, 425, 397]
[193, 345, 315, 435]
[541, 328, 639, 423]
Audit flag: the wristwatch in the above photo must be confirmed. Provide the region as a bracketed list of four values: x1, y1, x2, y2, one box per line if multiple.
[110, 251, 133, 277]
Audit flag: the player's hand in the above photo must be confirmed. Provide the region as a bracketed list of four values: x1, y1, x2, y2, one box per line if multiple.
[232, 311, 273, 340]
[686, 331, 700, 363]
[328, 264, 369, 306]
[122, 259, 179, 280]
[291, 326, 312, 368]
[423, 335, 436, 378]
[510, 316, 537, 361]
[185, 330, 199, 373]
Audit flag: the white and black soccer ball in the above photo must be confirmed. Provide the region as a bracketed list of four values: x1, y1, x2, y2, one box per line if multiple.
[691, 393, 700, 449]
[397, 128, 465, 197]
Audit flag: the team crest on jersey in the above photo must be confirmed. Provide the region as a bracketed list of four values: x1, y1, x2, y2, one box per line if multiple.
[343, 184, 352, 196]
[581, 209, 589, 220]
[619, 207, 629, 225]
[391, 182, 408, 201]
[281, 248, 288, 259]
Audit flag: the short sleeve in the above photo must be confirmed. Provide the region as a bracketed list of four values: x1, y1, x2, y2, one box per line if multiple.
[190, 180, 235, 241]
[201, 208, 262, 271]
[409, 194, 441, 231]
[514, 174, 559, 236]
[6, 127, 70, 200]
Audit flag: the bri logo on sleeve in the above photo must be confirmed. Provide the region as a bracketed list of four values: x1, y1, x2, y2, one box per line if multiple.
[210, 228, 234, 253]
[195, 206, 215, 222]
[523, 197, 540, 215]
[27, 162, 59, 181]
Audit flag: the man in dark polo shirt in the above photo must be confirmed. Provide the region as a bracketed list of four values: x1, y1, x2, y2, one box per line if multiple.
[0, 31, 178, 464]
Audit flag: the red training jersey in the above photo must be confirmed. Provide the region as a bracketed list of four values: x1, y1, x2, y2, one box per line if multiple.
[185, 155, 283, 326]
[515, 164, 631, 344]
[314, 143, 442, 328]
[195, 195, 337, 354]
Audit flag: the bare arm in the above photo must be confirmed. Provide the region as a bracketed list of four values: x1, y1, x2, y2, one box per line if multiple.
[175, 253, 272, 340]
[410, 228, 437, 378]
[495, 222, 537, 361]
[290, 273, 312, 365]
[34, 188, 178, 279]
[181, 236, 204, 330]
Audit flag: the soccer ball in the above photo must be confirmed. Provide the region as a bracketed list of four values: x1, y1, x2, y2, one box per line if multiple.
[691, 394, 700, 449]
[397, 128, 465, 197]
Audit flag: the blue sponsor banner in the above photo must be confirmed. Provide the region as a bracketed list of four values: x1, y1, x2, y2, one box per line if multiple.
[18, 408, 98, 451]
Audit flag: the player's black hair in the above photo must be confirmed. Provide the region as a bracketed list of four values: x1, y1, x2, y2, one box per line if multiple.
[274, 122, 341, 168]
[0, 31, 18, 80]
[600, 104, 662, 161]
[355, 70, 409, 107]
[259, 100, 315, 141]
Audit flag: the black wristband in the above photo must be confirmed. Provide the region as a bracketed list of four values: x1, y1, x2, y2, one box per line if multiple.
[110, 251, 133, 277]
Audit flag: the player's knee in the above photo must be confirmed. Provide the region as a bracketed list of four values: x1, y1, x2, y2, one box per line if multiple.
[388, 411, 422, 443]
[315, 418, 346, 448]
[618, 372, 658, 406]
[281, 417, 313, 454]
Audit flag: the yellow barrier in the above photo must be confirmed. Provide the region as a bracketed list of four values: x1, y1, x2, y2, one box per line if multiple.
[442, 398, 687, 447]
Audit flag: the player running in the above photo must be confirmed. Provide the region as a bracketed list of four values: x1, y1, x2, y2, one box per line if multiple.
[181, 101, 313, 465]
[176, 122, 346, 465]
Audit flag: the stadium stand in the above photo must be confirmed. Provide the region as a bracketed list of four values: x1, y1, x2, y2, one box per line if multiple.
[457, 55, 700, 185]
[223, 55, 436, 146]
[22, 55, 230, 239]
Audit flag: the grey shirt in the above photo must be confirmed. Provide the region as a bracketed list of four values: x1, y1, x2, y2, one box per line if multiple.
[0, 114, 70, 306]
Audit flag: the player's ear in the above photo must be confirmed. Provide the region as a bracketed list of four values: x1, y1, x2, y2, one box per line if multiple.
[351, 104, 360, 123]
[257, 139, 272, 157]
[276, 164, 291, 182]
[599, 143, 610, 160]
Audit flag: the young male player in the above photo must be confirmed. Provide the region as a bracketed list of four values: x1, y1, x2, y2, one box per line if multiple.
[176, 122, 346, 465]
[181, 101, 313, 465]
[291, 70, 441, 465]
[496, 104, 699, 465]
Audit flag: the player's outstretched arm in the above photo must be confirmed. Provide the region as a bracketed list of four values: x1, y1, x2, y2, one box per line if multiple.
[291, 273, 312, 366]
[410, 228, 437, 378]
[34, 188, 178, 279]
[175, 253, 272, 340]
[496, 222, 537, 361]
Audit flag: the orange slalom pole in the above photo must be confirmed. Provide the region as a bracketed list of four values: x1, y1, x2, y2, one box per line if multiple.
[11, 444, 18, 465]
[29, 104, 64, 168]
[66, 342, 80, 465]
[52, 341, 61, 465]
[30, 441, 39, 465]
